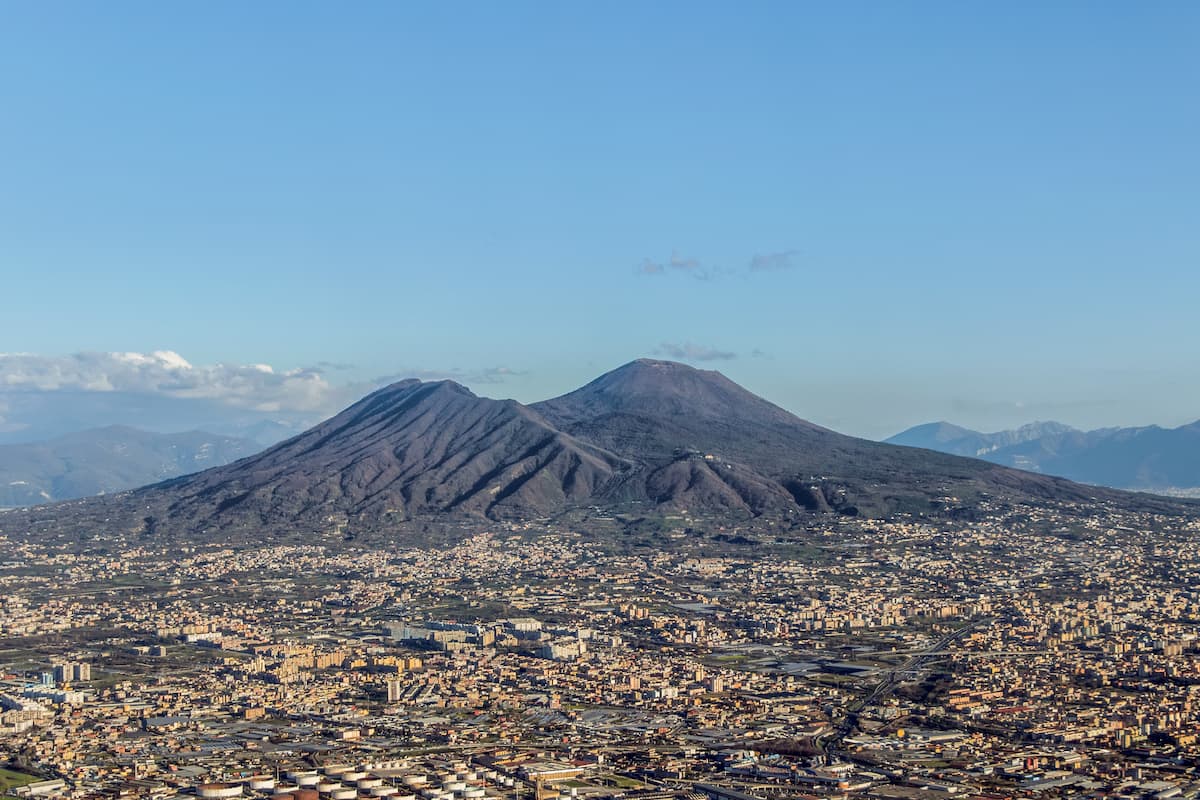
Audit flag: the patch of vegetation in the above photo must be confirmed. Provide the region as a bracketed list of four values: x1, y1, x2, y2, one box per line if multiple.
[0, 768, 40, 797]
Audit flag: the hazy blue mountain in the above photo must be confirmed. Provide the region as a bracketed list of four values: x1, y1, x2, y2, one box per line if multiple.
[888, 420, 1200, 493]
[205, 418, 308, 447]
[888, 421, 1079, 458]
[0, 389, 315, 446]
[0, 426, 260, 507]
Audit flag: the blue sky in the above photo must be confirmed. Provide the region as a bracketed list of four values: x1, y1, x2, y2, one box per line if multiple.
[1, 2, 1197, 440]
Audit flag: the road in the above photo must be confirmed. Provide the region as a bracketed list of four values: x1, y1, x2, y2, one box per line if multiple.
[816, 616, 992, 759]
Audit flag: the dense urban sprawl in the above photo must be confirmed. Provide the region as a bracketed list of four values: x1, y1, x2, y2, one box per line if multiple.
[3, 503, 1200, 800]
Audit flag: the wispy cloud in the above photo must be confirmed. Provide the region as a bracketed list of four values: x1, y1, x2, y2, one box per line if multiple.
[748, 250, 799, 272]
[655, 342, 737, 362]
[312, 360, 357, 371]
[635, 252, 708, 278]
[636, 248, 798, 280]
[0, 351, 337, 413]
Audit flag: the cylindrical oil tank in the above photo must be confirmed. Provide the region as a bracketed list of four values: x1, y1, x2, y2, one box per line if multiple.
[401, 777, 426, 788]
[317, 783, 342, 793]
[356, 778, 383, 790]
[342, 773, 367, 784]
[198, 785, 244, 799]
[331, 791, 357, 800]
[248, 777, 276, 792]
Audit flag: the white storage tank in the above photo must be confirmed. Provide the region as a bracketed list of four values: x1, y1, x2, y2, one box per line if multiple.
[247, 777, 276, 792]
[331, 791, 357, 800]
[401, 777, 427, 789]
[198, 784, 244, 799]
[317, 783, 342, 793]
[356, 779, 383, 790]
[297, 776, 322, 789]
[342, 773, 367, 784]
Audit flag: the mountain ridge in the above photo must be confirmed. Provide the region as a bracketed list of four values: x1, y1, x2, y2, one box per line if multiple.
[0, 426, 259, 507]
[888, 419, 1200, 493]
[2, 361, 1194, 541]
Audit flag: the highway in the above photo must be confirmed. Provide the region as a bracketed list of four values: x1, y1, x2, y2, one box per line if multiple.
[816, 616, 993, 758]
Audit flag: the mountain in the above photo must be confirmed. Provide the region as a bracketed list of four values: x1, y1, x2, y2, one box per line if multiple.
[532, 360, 1169, 517]
[232, 419, 311, 447]
[2, 361, 1192, 540]
[0, 389, 314, 447]
[887, 420, 1200, 493]
[0, 426, 259, 507]
[888, 421, 1079, 459]
[111, 379, 629, 529]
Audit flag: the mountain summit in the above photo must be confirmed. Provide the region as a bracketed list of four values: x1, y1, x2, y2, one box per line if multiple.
[3, 360, 1190, 540]
[535, 359, 806, 428]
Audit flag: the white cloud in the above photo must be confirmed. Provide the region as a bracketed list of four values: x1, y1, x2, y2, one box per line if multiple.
[0, 351, 338, 412]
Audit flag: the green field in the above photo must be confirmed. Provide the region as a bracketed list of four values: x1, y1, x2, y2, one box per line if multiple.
[0, 768, 39, 797]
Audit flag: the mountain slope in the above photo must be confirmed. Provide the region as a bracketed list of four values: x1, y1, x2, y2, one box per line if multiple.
[0, 426, 258, 507]
[2, 361, 1193, 541]
[127, 379, 629, 530]
[533, 360, 1183, 517]
[888, 420, 1200, 493]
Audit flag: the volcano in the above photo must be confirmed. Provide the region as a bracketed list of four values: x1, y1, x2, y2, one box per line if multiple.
[2, 360, 1191, 540]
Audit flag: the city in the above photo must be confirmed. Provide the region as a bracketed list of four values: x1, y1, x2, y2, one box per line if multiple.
[4, 499, 1200, 799]
[3, 4, 1198, 800]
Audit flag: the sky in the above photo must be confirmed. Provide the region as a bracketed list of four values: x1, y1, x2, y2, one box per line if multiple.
[1, 2, 1197, 441]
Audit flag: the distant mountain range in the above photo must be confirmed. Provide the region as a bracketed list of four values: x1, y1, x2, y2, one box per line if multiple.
[0, 389, 309, 447]
[0, 426, 260, 507]
[887, 420, 1200, 495]
[3, 360, 1189, 543]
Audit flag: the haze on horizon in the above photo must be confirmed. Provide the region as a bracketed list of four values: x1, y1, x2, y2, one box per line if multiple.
[2, 3, 1197, 442]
